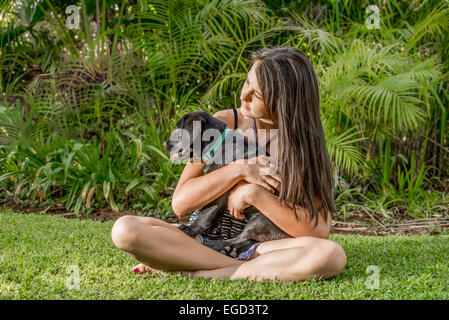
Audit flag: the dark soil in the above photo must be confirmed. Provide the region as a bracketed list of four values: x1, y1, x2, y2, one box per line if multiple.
[1, 198, 448, 236]
[0, 199, 191, 224]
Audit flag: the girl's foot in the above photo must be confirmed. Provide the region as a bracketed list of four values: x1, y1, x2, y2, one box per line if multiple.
[132, 263, 194, 278]
[132, 263, 161, 274]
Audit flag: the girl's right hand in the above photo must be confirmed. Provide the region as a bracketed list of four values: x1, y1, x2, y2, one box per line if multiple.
[233, 155, 281, 194]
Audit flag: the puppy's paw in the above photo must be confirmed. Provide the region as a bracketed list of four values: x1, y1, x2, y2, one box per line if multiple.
[220, 245, 239, 258]
[204, 239, 227, 252]
[177, 224, 197, 237]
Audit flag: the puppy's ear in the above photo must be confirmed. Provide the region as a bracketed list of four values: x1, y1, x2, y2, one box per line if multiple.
[200, 115, 208, 130]
[176, 114, 187, 129]
[180, 111, 210, 133]
[192, 112, 208, 131]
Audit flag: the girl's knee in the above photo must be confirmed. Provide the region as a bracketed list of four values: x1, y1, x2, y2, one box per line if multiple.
[290, 238, 346, 280]
[315, 240, 347, 279]
[111, 215, 142, 252]
[334, 242, 347, 272]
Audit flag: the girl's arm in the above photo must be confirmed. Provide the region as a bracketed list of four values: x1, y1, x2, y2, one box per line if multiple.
[247, 185, 331, 239]
[171, 159, 244, 216]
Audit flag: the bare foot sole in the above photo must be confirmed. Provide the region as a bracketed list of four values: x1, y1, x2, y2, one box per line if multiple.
[133, 263, 196, 278]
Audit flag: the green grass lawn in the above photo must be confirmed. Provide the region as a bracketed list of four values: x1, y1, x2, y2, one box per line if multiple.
[0, 208, 448, 300]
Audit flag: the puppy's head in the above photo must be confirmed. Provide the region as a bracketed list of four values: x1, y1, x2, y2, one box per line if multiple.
[163, 110, 225, 163]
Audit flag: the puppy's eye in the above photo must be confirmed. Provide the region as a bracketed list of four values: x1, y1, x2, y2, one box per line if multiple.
[171, 131, 181, 140]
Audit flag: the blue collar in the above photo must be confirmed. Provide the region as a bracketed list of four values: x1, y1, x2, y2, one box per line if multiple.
[202, 127, 231, 162]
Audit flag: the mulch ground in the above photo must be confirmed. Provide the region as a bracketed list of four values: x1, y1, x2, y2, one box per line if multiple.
[1, 199, 448, 236]
[330, 210, 449, 236]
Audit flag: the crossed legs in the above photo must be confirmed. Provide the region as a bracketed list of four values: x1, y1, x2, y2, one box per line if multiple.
[110, 215, 347, 281]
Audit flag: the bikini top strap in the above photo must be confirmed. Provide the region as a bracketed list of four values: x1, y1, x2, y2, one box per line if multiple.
[252, 118, 259, 147]
[233, 108, 238, 129]
[253, 118, 278, 148]
[265, 132, 278, 147]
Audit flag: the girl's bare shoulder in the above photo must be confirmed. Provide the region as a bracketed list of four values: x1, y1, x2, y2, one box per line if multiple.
[212, 108, 237, 129]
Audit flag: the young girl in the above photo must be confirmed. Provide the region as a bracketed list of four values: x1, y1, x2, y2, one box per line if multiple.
[111, 46, 347, 281]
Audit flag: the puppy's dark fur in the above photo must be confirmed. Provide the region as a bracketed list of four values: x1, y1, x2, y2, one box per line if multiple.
[163, 110, 290, 258]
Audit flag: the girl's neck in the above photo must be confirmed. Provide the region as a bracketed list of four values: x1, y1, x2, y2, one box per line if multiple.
[255, 118, 278, 131]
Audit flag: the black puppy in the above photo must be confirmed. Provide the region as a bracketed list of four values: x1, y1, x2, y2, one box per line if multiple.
[163, 110, 290, 258]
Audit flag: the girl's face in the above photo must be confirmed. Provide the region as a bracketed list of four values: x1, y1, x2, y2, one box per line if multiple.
[240, 60, 273, 124]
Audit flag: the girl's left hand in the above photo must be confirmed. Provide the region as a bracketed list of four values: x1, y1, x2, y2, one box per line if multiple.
[228, 181, 256, 220]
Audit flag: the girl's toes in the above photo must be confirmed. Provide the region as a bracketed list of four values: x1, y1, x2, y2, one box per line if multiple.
[132, 263, 160, 274]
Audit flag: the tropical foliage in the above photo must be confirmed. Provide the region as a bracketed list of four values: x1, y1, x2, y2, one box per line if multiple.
[0, 0, 448, 219]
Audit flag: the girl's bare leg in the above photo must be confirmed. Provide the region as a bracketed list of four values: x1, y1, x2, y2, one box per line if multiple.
[111, 215, 244, 272]
[189, 237, 347, 281]
[111, 215, 346, 281]
[129, 218, 201, 274]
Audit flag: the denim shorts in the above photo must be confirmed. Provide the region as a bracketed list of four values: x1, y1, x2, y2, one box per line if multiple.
[196, 234, 261, 261]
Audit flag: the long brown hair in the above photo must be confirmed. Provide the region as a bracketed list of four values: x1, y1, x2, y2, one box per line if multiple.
[250, 46, 335, 227]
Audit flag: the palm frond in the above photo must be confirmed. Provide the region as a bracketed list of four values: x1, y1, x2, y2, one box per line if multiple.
[345, 75, 426, 132]
[324, 124, 367, 177]
[404, 6, 449, 54]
